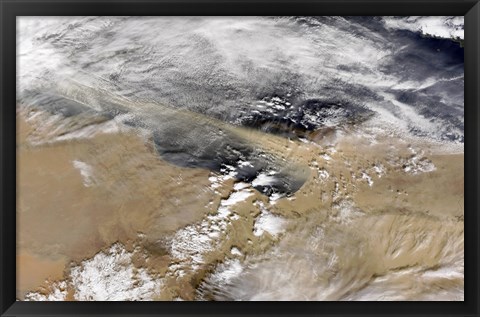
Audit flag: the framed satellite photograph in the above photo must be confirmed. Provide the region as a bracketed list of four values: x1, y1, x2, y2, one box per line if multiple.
[1, 0, 479, 316]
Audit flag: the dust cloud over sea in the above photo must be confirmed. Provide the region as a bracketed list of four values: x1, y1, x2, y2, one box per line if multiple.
[17, 16, 464, 301]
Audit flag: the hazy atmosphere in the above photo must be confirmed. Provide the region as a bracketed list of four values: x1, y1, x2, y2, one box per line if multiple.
[17, 16, 464, 301]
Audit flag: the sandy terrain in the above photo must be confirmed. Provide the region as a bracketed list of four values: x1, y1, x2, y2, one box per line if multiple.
[17, 110, 464, 300]
[17, 114, 217, 298]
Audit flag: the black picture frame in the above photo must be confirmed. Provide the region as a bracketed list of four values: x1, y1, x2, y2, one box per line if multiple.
[1, 0, 479, 316]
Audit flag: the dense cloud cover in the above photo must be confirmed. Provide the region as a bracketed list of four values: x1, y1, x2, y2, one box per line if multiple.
[18, 16, 464, 143]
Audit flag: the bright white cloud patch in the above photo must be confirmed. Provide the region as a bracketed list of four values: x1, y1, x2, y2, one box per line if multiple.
[383, 16, 464, 40]
[72, 160, 95, 187]
[24, 244, 163, 301]
[70, 244, 162, 301]
[253, 202, 287, 237]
